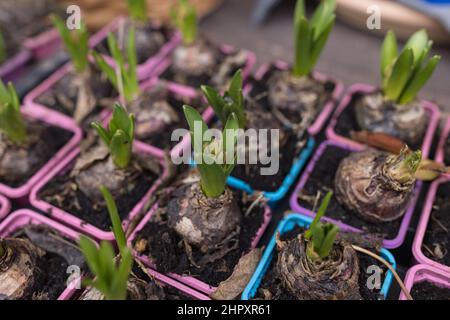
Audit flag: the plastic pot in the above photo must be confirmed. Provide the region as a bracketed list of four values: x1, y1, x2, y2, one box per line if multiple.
[0, 108, 82, 201]
[435, 116, 449, 165]
[242, 213, 395, 300]
[127, 196, 272, 296]
[326, 83, 440, 159]
[0, 194, 11, 221]
[289, 140, 422, 249]
[0, 50, 31, 82]
[23, 28, 61, 60]
[400, 264, 450, 300]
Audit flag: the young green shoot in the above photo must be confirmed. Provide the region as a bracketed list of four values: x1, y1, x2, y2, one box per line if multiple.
[127, 0, 147, 23]
[304, 191, 339, 261]
[91, 103, 135, 169]
[52, 15, 89, 73]
[0, 80, 27, 145]
[380, 29, 441, 105]
[78, 186, 133, 300]
[201, 69, 246, 128]
[292, 0, 336, 77]
[183, 105, 239, 198]
[171, 0, 198, 45]
[0, 32, 6, 64]
[92, 27, 140, 103]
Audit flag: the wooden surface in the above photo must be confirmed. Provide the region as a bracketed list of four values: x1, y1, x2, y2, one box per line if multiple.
[201, 0, 450, 118]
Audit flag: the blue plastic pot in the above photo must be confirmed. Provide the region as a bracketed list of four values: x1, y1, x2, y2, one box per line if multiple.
[242, 213, 396, 300]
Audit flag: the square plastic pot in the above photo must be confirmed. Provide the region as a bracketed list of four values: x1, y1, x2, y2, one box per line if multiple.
[127, 197, 272, 296]
[23, 28, 61, 60]
[251, 60, 344, 136]
[0, 194, 11, 221]
[0, 209, 90, 300]
[227, 137, 315, 206]
[400, 264, 450, 300]
[91, 16, 181, 81]
[0, 50, 31, 82]
[0, 108, 82, 201]
[29, 142, 168, 241]
[289, 139, 422, 249]
[242, 213, 395, 300]
[435, 117, 450, 166]
[326, 83, 440, 159]
[412, 176, 450, 273]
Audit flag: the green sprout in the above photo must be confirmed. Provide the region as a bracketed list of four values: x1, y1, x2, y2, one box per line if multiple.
[183, 105, 239, 198]
[78, 187, 132, 300]
[0, 32, 6, 64]
[91, 103, 135, 169]
[201, 69, 246, 128]
[304, 191, 339, 261]
[171, 0, 198, 45]
[127, 0, 147, 22]
[0, 80, 27, 145]
[92, 27, 140, 103]
[292, 0, 336, 77]
[51, 15, 89, 73]
[386, 147, 422, 185]
[381, 29, 441, 105]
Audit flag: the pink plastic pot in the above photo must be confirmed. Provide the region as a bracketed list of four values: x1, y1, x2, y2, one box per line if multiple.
[0, 50, 31, 82]
[436, 117, 450, 165]
[413, 177, 450, 273]
[326, 83, 440, 159]
[151, 43, 256, 89]
[30, 142, 168, 241]
[91, 16, 181, 81]
[128, 199, 272, 296]
[0, 194, 11, 221]
[289, 139, 422, 249]
[250, 60, 344, 136]
[400, 264, 450, 300]
[0, 209, 90, 300]
[0, 108, 82, 201]
[23, 28, 61, 60]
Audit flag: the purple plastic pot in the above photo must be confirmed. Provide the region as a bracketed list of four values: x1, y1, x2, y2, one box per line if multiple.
[0, 194, 11, 221]
[436, 117, 450, 165]
[289, 139, 422, 249]
[326, 83, 440, 159]
[0, 50, 31, 82]
[91, 16, 181, 81]
[413, 176, 450, 273]
[400, 264, 450, 300]
[151, 43, 256, 89]
[0, 108, 82, 201]
[0, 209, 89, 300]
[29, 142, 168, 241]
[128, 200, 272, 296]
[23, 28, 61, 60]
[250, 60, 343, 136]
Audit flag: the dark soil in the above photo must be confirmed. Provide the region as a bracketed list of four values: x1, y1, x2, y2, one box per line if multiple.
[422, 182, 450, 267]
[411, 281, 450, 300]
[334, 92, 427, 150]
[133, 190, 265, 287]
[296, 145, 402, 238]
[0, 120, 73, 187]
[38, 153, 158, 231]
[444, 136, 450, 165]
[11, 224, 85, 300]
[254, 226, 386, 300]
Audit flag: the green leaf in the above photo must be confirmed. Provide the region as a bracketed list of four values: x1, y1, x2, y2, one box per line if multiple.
[380, 30, 398, 87]
[384, 48, 413, 102]
[404, 29, 428, 66]
[309, 15, 334, 71]
[305, 191, 333, 239]
[127, 0, 147, 22]
[0, 80, 27, 144]
[201, 85, 226, 123]
[310, 0, 336, 40]
[92, 51, 118, 89]
[79, 236, 102, 276]
[293, 16, 311, 77]
[317, 224, 339, 258]
[173, 0, 198, 45]
[222, 112, 239, 161]
[91, 121, 111, 145]
[0, 31, 6, 64]
[109, 130, 132, 169]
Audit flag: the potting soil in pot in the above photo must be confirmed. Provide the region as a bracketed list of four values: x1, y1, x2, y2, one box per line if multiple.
[334, 91, 428, 150]
[296, 146, 402, 238]
[0, 120, 73, 188]
[445, 136, 450, 165]
[411, 281, 450, 300]
[422, 182, 450, 268]
[0, 225, 85, 300]
[38, 142, 160, 231]
[132, 171, 265, 287]
[253, 226, 386, 300]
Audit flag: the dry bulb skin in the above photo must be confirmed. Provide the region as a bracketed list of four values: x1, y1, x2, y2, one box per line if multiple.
[354, 92, 428, 146]
[172, 38, 218, 77]
[335, 148, 420, 223]
[275, 233, 361, 300]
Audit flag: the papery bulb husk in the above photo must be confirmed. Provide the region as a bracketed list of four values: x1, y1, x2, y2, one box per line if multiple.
[276, 234, 361, 300]
[267, 70, 327, 124]
[172, 39, 218, 77]
[335, 149, 415, 223]
[354, 92, 427, 146]
[0, 238, 45, 300]
[166, 172, 241, 252]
